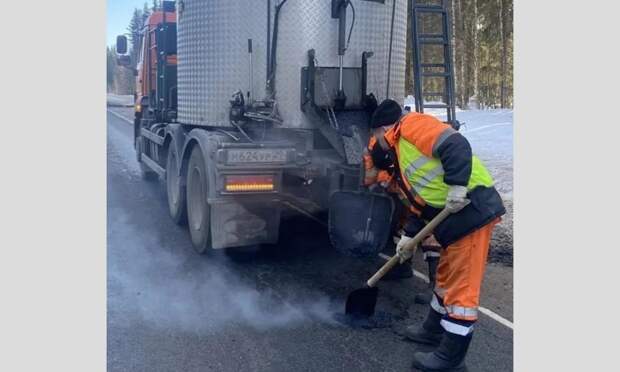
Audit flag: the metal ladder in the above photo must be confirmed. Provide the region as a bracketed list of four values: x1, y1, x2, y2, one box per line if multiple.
[410, 0, 459, 129]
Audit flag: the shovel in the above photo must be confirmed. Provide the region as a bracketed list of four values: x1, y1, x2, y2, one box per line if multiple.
[328, 190, 395, 258]
[327, 156, 396, 257]
[344, 207, 455, 318]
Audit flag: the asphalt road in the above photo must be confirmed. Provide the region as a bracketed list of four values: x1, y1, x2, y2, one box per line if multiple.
[107, 109, 513, 372]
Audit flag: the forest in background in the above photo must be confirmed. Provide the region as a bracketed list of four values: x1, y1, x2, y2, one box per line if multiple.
[108, 0, 513, 109]
[405, 0, 513, 109]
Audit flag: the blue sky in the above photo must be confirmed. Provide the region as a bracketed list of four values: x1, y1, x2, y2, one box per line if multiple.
[107, 0, 151, 47]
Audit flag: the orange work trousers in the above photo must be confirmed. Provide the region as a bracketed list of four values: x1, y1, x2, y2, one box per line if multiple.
[435, 218, 500, 321]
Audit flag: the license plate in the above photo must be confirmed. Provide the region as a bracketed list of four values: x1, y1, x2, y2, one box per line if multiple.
[226, 149, 287, 163]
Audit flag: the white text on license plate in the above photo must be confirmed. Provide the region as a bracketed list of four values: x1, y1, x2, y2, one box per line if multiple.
[227, 149, 287, 163]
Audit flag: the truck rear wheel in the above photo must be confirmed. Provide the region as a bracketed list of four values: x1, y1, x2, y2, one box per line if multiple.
[186, 146, 212, 254]
[166, 145, 187, 225]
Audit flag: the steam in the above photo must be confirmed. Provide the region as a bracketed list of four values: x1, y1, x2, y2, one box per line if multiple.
[108, 209, 338, 334]
[108, 110, 338, 334]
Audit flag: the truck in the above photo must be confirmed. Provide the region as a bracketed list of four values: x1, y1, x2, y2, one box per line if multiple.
[115, 0, 455, 254]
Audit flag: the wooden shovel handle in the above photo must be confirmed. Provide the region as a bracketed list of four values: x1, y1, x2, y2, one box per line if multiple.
[366, 207, 454, 288]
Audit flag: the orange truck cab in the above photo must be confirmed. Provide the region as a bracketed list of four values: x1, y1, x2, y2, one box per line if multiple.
[116, 2, 177, 144]
[135, 8, 177, 122]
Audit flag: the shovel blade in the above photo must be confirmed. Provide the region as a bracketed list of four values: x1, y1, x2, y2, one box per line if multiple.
[345, 286, 379, 318]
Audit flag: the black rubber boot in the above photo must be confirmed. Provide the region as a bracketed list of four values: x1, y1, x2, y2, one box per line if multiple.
[414, 256, 439, 304]
[382, 258, 413, 280]
[411, 332, 472, 372]
[404, 306, 444, 346]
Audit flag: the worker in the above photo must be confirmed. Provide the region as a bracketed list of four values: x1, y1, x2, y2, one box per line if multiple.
[363, 124, 442, 285]
[362, 94, 441, 285]
[367, 99, 505, 371]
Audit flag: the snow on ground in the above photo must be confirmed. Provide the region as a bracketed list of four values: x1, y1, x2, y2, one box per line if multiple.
[442, 109, 512, 198]
[404, 96, 513, 197]
[107, 94, 134, 107]
[108, 98, 514, 265]
[444, 107, 513, 265]
[405, 96, 514, 265]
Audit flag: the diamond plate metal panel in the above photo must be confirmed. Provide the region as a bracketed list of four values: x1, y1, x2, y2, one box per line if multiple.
[178, 0, 269, 127]
[177, 0, 406, 128]
[276, 0, 407, 128]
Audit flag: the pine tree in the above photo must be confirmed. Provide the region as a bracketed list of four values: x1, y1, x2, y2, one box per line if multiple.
[115, 6, 151, 95]
[456, 0, 466, 108]
[143, 2, 151, 25]
[450, 0, 458, 104]
[383, 0, 513, 109]
[471, 0, 479, 107]
[126, 8, 144, 69]
[498, 0, 506, 107]
[107, 47, 117, 92]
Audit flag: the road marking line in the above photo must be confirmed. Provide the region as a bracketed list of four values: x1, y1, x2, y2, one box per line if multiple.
[461, 122, 511, 134]
[106, 105, 514, 330]
[378, 252, 513, 330]
[107, 108, 133, 125]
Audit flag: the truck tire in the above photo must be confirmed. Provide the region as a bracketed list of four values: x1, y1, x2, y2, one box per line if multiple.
[136, 137, 158, 181]
[166, 145, 187, 225]
[186, 146, 212, 254]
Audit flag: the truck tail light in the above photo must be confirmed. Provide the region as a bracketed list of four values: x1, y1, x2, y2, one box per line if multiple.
[225, 175, 275, 192]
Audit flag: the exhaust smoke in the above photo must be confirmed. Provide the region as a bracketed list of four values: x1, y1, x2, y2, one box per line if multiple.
[108, 210, 338, 334]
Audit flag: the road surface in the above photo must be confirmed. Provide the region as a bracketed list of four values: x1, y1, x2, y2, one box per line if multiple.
[107, 108, 513, 371]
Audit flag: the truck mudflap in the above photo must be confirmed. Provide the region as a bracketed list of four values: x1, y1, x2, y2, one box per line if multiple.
[209, 200, 281, 249]
[182, 129, 303, 249]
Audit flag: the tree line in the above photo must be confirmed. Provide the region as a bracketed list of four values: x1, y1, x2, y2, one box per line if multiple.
[107, 1, 160, 95]
[405, 0, 513, 109]
[108, 0, 513, 110]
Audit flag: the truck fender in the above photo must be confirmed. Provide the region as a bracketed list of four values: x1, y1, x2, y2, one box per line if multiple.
[180, 129, 225, 201]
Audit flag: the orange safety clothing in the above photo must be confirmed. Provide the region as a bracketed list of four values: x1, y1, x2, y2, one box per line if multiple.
[364, 135, 441, 253]
[363, 137, 394, 187]
[432, 218, 499, 325]
[371, 110, 505, 337]
[363, 136, 412, 208]
[380, 112, 504, 247]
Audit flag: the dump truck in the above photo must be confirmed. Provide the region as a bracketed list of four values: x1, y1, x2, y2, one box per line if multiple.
[115, 0, 414, 253]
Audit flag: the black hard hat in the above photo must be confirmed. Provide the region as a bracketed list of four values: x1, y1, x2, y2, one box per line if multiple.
[370, 99, 403, 129]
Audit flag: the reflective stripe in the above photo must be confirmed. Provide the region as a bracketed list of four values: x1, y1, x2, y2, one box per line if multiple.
[413, 165, 444, 191]
[404, 156, 432, 180]
[430, 294, 446, 315]
[423, 251, 441, 259]
[432, 127, 457, 157]
[398, 136, 494, 207]
[445, 305, 478, 318]
[440, 319, 474, 336]
[434, 287, 446, 298]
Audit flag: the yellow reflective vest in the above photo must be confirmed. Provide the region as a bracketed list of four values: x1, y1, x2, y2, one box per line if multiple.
[397, 138, 495, 208]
